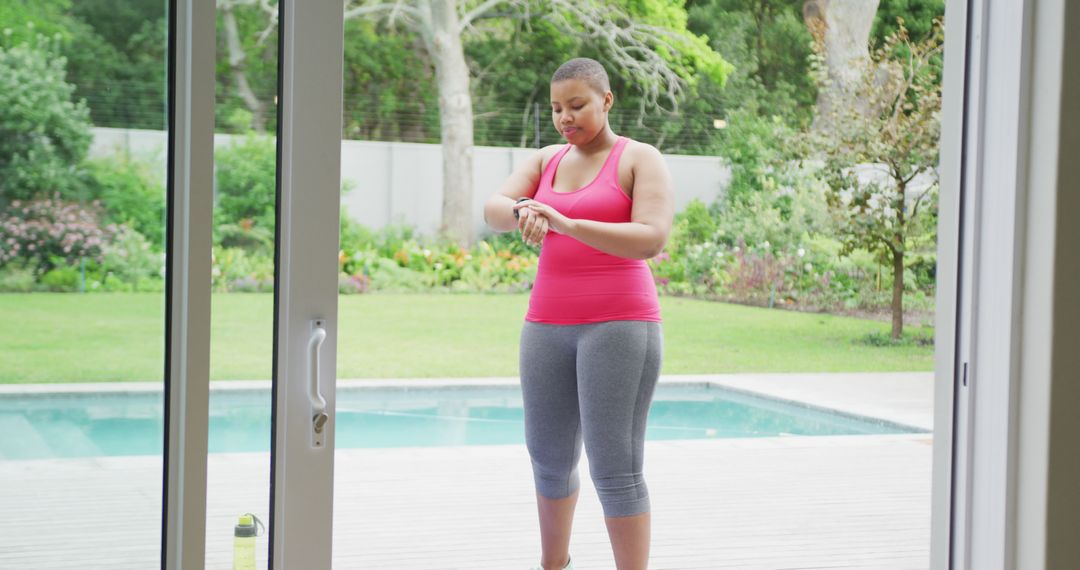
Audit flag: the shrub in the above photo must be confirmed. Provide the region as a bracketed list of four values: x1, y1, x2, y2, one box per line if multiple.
[0, 197, 118, 274]
[40, 264, 80, 292]
[98, 226, 164, 291]
[858, 329, 935, 347]
[339, 272, 371, 295]
[0, 262, 35, 292]
[212, 246, 274, 293]
[214, 134, 277, 249]
[0, 39, 92, 205]
[86, 153, 166, 248]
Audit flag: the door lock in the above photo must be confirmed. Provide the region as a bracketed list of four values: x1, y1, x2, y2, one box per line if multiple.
[313, 412, 329, 434]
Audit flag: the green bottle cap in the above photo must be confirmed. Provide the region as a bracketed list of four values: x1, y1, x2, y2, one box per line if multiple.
[235, 514, 257, 537]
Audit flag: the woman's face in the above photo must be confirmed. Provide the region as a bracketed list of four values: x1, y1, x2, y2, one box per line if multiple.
[550, 79, 612, 145]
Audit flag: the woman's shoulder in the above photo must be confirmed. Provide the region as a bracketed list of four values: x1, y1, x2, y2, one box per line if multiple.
[537, 143, 569, 173]
[618, 138, 666, 177]
[620, 137, 663, 161]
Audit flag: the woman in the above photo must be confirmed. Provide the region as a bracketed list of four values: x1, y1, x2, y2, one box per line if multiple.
[483, 57, 674, 570]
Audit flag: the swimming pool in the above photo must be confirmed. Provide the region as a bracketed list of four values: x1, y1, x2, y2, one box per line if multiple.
[0, 383, 921, 460]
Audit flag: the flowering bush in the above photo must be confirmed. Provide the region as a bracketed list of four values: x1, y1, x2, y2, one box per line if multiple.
[337, 232, 538, 294]
[97, 227, 164, 292]
[212, 246, 274, 293]
[0, 197, 118, 274]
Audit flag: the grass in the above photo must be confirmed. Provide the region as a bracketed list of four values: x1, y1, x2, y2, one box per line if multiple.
[0, 293, 933, 384]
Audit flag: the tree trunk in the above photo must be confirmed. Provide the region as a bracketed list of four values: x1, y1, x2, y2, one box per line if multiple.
[424, 0, 475, 246]
[891, 245, 904, 340]
[223, 3, 267, 133]
[802, 0, 880, 131]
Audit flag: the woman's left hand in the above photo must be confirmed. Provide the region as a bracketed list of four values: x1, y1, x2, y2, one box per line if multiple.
[513, 200, 576, 236]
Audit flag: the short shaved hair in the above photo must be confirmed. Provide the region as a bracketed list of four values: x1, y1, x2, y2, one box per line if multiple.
[551, 57, 611, 95]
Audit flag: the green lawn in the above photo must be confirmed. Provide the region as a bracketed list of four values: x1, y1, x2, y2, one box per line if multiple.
[0, 293, 933, 383]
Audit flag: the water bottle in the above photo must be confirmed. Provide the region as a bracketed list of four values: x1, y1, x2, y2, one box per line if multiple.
[233, 513, 260, 570]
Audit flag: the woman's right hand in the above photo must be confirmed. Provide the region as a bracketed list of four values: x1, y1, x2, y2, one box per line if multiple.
[517, 205, 550, 247]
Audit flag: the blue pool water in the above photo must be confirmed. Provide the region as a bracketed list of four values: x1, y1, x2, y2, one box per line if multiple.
[0, 385, 920, 460]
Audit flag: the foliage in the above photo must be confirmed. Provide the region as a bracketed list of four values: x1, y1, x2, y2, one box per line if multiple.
[811, 20, 943, 336]
[686, 0, 817, 128]
[0, 1, 77, 45]
[872, 0, 945, 47]
[338, 218, 539, 294]
[85, 153, 166, 249]
[1, 0, 168, 130]
[467, 17, 579, 148]
[212, 246, 275, 293]
[213, 134, 278, 251]
[215, 3, 279, 132]
[0, 38, 92, 205]
[213, 0, 734, 153]
[39, 264, 82, 292]
[342, 19, 439, 142]
[0, 2, 945, 319]
[859, 328, 934, 347]
[68, 12, 167, 130]
[0, 262, 36, 293]
[482, 0, 734, 153]
[713, 106, 803, 204]
[97, 226, 164, 292]
[0, 197, 118, 275]
[813, 21, 942, 261]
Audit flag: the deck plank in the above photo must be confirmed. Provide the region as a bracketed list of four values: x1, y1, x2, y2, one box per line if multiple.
[0, 433, 931, 569]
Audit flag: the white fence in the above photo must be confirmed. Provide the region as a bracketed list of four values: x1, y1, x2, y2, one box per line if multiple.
[90, 127, 730, 236]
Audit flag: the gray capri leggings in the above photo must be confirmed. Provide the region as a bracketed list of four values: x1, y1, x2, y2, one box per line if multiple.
[519, 320, 663, 517]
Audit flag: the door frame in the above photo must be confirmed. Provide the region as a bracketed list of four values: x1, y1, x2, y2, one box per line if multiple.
[159, 0, 1065, 567]
[935, 0, 1052, 568]
[267, 2, 345, 569]
[162, 0, 214, 568]
[160, 1, 346, 568]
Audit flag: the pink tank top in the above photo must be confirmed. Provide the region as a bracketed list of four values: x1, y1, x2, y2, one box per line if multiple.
[525, 137, 662, 324]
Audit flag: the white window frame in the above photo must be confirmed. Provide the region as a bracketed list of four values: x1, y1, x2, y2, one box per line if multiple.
[932, 0, 1073, 567]
[163, 0, 214, 568]
[268, 2, 345, 569]
[162, 1, 345, 568]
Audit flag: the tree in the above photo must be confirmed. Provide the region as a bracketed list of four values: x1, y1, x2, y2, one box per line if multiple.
[4, 0, 170, 130]
[802, 0, 881, 132]
[813, 20, 942, 339]
[687, 0, 817, 127]
[872, 0, 944, 47]
[242, 0, 731, 245]
[467, 14, 727, 153]
[218, 0, 280, 133]
[342, 20, 439, 143]
[0, 38, 93, 207]
[54, 0, 168, 130]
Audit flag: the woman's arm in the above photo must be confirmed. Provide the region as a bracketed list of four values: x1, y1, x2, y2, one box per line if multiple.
[483, 147, 558, 234]
[515, 143, 674, 260]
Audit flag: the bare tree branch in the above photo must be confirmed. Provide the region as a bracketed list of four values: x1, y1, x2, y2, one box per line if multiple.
[344, 0, 421, 21]
[459, 0, 511, 31]
[909, 181, 936, 221]
[540, 0, 689, 114]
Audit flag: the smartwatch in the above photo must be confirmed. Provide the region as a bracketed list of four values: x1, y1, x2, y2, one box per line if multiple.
[513, 197, 531, 221]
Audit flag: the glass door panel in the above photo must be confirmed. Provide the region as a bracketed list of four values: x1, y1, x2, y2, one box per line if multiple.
[203, 1, 281, 566]
[0, 3, 171, 567]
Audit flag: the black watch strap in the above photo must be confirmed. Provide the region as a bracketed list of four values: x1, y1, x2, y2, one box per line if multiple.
[513, 197, 531, 221]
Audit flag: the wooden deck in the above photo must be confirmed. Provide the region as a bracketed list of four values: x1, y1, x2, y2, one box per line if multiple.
[0, 433, 931, 569]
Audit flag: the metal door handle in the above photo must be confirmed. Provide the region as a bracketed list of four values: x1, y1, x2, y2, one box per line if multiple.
[309, 320, 327, 447]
